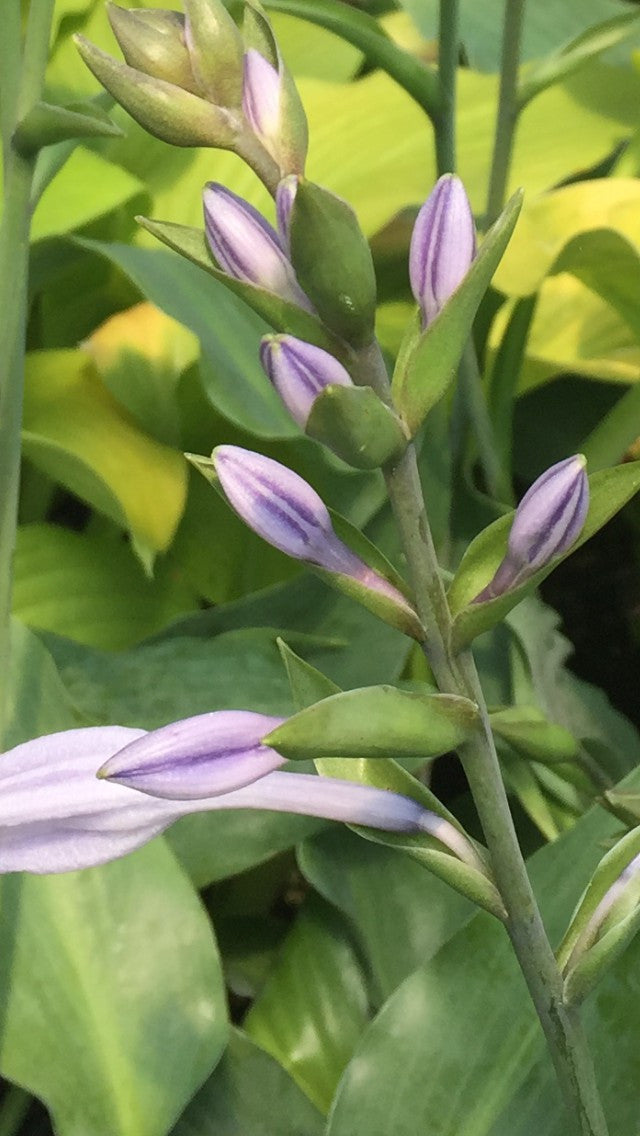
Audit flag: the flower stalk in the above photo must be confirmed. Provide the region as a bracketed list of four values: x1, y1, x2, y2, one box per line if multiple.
[0, 0, 56, 745]
[485, 0, 527, 226]
[357, 338, 609, 1136]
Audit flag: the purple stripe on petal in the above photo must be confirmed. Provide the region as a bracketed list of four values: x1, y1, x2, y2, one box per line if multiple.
[409, 175, 476, 328]
[260, 335, 352, 428]
[100, 710, 286, 800]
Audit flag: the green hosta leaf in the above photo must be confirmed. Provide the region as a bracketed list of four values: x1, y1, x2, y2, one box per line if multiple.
[244, 895, 369, 1113]
[22, 350, 187, 556]
[264, 685, 478, 761]
[517, 11, 640, 108]
[305, 385, 407, 471]
[31, 147, 144, 242]
[2, 624, 228, 1136]
[490, 705, 579, 764]
[13, 524, 196, 650]
[170, 1027, 324, 1135]
[13, 98, 123, 154]
[298, 827, 474, 1005]
[136, 217, 345, 361]
[448, 462, 640, 649]
[278, 642, 505, 920]
[325, 768, 640, 1136]
[392, 192, 523, 436]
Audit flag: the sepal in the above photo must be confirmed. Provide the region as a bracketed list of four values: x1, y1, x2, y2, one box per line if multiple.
[278, 640, 506, 920]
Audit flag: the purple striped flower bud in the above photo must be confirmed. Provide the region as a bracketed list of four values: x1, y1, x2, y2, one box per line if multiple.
[275, 174, 298, 251]
[474, 455, 589, 602]
[99, 710, 286, 799]
[242, 48, 281, 152]
[213, 445, 412, 610]
[203, 183, 312, 309]
[259, 334, 353, 428]
[409, 174, 476, 328]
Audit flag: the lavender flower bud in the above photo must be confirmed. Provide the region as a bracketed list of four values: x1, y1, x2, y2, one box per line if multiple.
[275, 174, 298, 251]
[259, 334, 353, 429]
[409, 174, 476, 328]
[107, 5, 200, 94]
[99, 710, 286, 799]
[242, 49, 280, 150]
[203, 182, 312, 308]
[474, 455, 589, 602]
[213, 445, 411, 610]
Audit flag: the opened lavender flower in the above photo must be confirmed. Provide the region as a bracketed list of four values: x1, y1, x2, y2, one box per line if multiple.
[409, 174, 476, 328]
[474, 455, 589, 602]
[259, 334, 353, 428]
[203, 182, 312, 308]
[0, 719, 478, 875]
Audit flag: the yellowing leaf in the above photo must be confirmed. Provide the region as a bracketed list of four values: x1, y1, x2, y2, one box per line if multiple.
[23, 349, 187, 554]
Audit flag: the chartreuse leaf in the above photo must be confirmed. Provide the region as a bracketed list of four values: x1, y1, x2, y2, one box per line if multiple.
[13, 524, 196, 650]
[136, 217, 345, 362]
[392, 192, 523, 436]
[264, 685, 478, 762]
[489, 706, 579, 765]
[170, 1027, 323, 1135]
[278, 641, 505, 920]
[244, 894, 369, 1114]
[448, 462, 640, 649]
[2, 626, 228, 1136]
[31, 147, 144, 242]
[517, 12, 640, 108]
[22, 350, 187, 556]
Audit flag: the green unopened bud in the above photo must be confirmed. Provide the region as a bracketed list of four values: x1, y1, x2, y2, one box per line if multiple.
[289, 179, 377, 347]
[106, 5, 200, 94]
[184, 0, 244, 108]
[74, 34, 239, 149]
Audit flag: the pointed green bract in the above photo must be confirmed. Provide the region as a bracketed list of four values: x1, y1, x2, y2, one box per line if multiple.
[289, 180, 377, 347]
[306, 385, 407, 470]
[448, 461, 640, 649]
[12, 100, 123, 155]
[490, 706, 579, 765]
[264, 684, 478, 761]
[277, 642, 505, 920]
[392, 191, 523, 436]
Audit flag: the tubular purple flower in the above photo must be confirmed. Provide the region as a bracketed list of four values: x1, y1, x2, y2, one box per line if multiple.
[275, 174, 298, 250]
[98, 710, 286, 799]
[0, 725, 476, 875]
[203, 183, 312, 308]
[242, 48, 281, 150]
[474, 455, 589, 602]
[409, 174, 476, 328]
[259, 334, 353, 428]
[213, 445, 411, 609]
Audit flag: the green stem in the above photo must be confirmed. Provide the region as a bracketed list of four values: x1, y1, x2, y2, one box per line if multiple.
[458, 339, 511, 501]
[234, 130, 282, 197]
[435, 0, 459, 175]
[0, 0, 55, 743]
[485, 0, 526, 225]
[360, 340, 609, 1136]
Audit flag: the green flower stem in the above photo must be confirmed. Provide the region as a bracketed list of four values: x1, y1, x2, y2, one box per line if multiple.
[485, 0, 526, 225]
[356, 339, 609, 1136]
[434, 0, 459, 175]
[234, 130, 282, 197]
[457, 339, 512, 502]
[0, 0, 55, 743]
